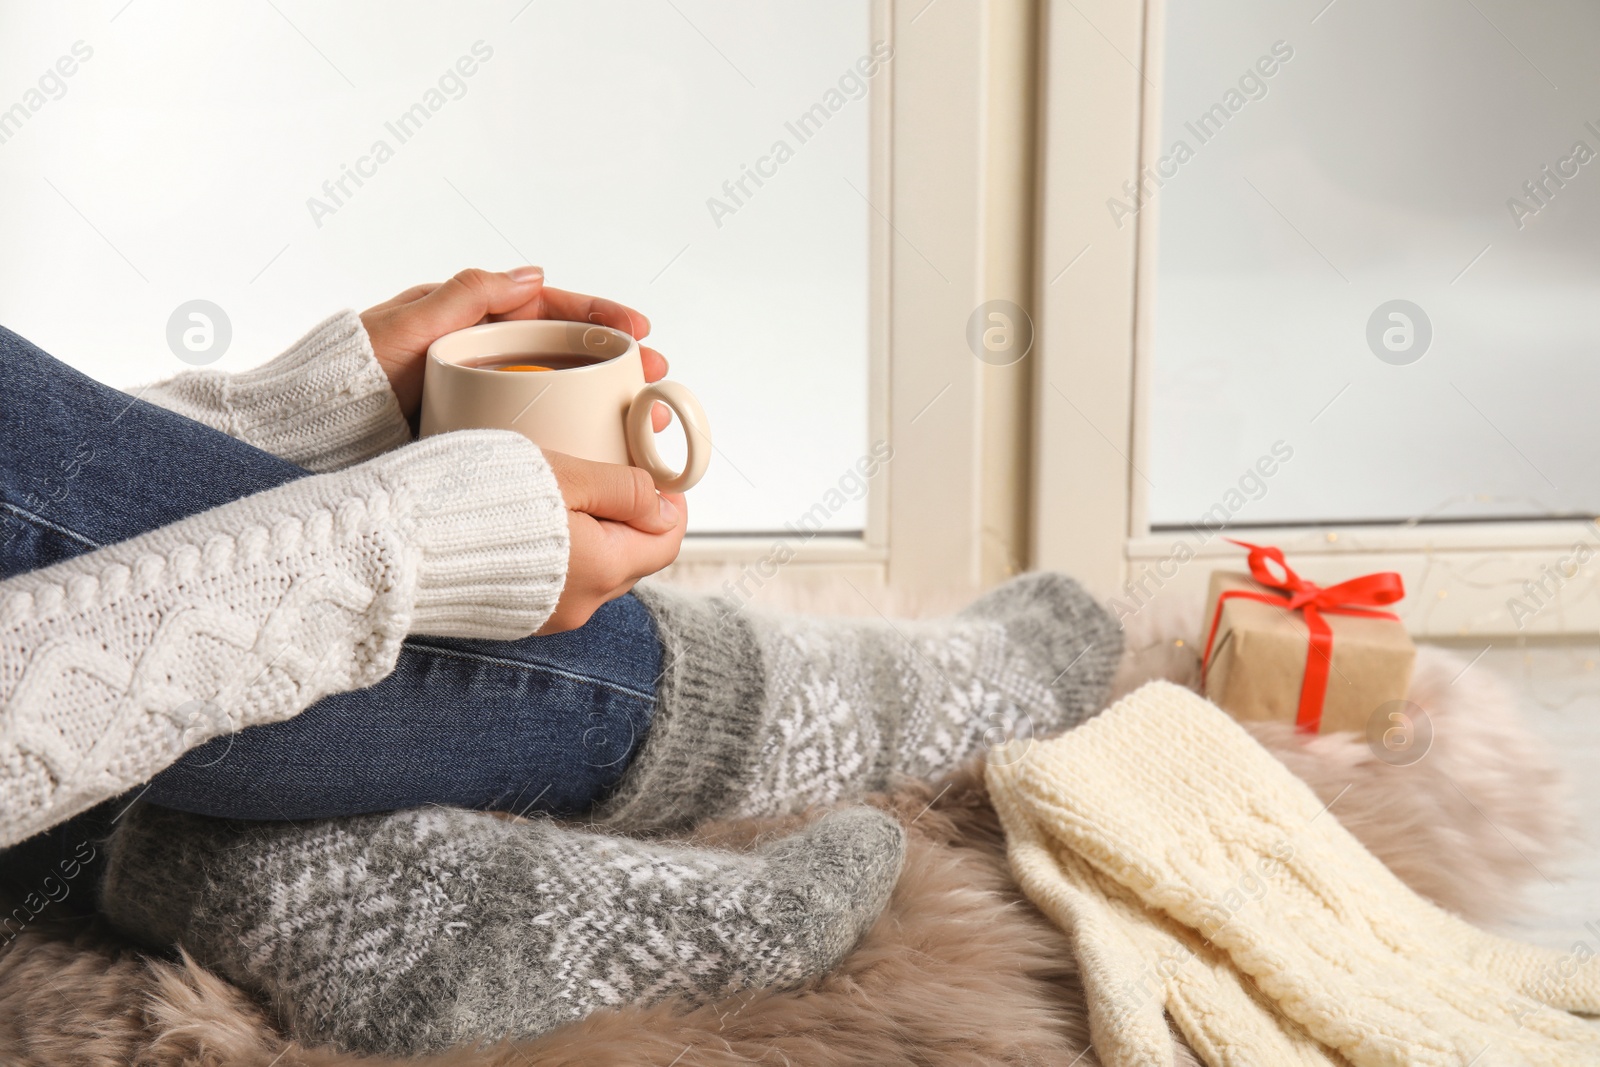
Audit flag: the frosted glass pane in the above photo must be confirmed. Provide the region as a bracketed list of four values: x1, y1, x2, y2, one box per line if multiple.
[0, 0, 874, 534]
[1149, 0, 1600, 527]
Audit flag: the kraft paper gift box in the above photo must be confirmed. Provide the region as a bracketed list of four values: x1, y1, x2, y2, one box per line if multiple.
[1199, 569, 1416, 735]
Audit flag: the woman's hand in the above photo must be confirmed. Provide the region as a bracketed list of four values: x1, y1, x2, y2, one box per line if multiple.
[538, 451, 688, 634]
[359, 267, 671, 426]
[361, 268, 683, 632]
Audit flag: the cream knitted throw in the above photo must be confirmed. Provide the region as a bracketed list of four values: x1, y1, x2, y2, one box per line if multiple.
[987, 681, 1600, 1067]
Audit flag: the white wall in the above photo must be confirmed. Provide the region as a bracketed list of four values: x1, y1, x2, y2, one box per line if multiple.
[0, 0, 874, 534]
[1149, 0, 1600, 527]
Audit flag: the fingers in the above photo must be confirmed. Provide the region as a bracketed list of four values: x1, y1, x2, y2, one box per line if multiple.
[595, 489, 688, 588]
[409, 266, 545, 334]
[596, 506, 686, 586]
[513, 285, 650, 339]
[367, 271, 654, 345]
[640, 346, 670, 431]
[552, 453, 678, 534]
[539, 498, 686, 634]
[537, 457, 687, 634]
[660, 489, 686, 518]
[640, 345, 669, 381]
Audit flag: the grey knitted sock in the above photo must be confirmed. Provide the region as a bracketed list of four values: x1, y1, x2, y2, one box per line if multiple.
[599, 571, 1121, 832]
[100, 802, 904, 1056]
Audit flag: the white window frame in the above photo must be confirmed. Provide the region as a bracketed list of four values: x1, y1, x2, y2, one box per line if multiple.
[670, 0, 1037, 605]
[1030, 0, 1600, 638]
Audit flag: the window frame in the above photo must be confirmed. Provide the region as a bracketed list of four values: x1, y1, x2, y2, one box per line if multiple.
[671, 0, 1036, 605]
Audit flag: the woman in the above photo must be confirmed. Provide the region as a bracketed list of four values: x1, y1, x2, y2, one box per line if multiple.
[0, 267, 1119, 1055]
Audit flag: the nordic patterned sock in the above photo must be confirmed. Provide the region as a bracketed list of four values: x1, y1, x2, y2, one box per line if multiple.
[100, 802, 905, 1056]
[595, 571, 1121, 832]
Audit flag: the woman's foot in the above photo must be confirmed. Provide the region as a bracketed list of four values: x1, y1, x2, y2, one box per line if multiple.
[597, 572, 1121, 830]
[100, 802, 904, 1056]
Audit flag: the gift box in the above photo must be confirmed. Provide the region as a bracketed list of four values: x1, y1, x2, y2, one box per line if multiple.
[1199, 542, 1416, 735]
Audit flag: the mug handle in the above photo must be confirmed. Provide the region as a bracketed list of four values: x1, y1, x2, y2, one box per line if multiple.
[626, 380, 712, 492]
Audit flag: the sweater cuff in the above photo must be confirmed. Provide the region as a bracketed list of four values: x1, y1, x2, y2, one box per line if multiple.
[138, 310, 413, 472]
[221, 311, 413, 471]
[374, 431, 570, 639]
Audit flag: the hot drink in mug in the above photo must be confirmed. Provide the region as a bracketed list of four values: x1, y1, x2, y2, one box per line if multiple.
[419, 320, 711, 492]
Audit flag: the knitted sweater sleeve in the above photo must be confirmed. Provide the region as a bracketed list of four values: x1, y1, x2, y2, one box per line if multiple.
[137, 310, 413, 472]
[0, 430, 568, 849]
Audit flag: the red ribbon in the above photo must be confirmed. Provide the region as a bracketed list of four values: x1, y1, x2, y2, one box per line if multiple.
[1200, 540, 1405, 733]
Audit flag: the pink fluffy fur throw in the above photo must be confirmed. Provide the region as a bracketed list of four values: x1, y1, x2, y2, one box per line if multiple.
[0, 601, 1574, 1066]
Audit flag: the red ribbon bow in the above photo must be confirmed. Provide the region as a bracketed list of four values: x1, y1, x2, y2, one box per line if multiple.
[1200, 540, 1405, 732]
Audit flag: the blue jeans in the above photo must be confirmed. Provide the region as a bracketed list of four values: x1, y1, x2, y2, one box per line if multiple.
[0, 325, 662, 897]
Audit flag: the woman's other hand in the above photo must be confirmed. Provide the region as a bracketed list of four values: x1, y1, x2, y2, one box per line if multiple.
[359, 267, 670, 426]
[539, 451, 687, 634]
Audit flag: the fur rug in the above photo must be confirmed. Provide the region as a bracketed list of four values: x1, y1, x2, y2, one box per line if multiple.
[0, 596, 1576, 1066]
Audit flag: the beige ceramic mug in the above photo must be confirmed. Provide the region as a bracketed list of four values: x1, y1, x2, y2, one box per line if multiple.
[419, 320, 711, 492]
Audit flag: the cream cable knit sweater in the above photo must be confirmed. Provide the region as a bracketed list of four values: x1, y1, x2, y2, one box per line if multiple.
[1, 313, 569, 850]
[988, 682, 1600, 1067]
[139, 310, 415, 473]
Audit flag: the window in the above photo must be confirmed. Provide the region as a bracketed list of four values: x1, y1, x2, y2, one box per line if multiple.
[1034, 0, 1600, 636]
[1149, 0, 1600, 527]
[0, 1, 875, 534]
[2, 1, 1028, 601]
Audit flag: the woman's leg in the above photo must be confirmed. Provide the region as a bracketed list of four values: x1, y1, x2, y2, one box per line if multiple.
[586, 574, 1123, 834]
[0, 327, 660, 876]
[3, 330, 910, 1055]
[144, 601, 657, 821]
[101, 801, 904, 1055]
